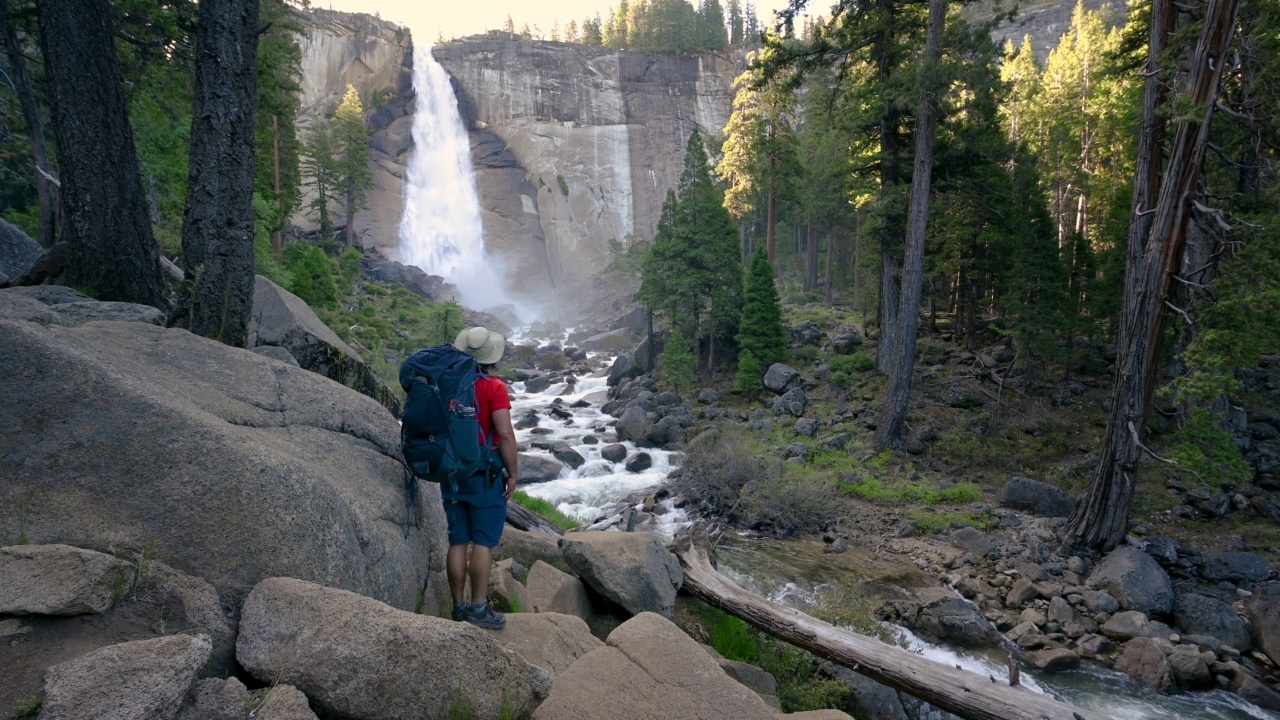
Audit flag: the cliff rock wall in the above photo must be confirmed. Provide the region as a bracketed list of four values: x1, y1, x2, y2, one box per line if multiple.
[434, 37, 744, 298]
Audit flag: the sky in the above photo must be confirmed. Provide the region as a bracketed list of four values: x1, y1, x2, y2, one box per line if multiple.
[314, 0, 809, 45]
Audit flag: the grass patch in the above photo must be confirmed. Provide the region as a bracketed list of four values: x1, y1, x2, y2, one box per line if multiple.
[10, 697, 41, 719]
[691, 603, 852, 712]
[840, 477, 981, 505]
[512, 491, 579, 531]
[906, 509, 992, 534]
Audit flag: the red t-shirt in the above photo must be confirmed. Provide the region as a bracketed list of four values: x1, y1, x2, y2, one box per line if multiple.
[475, 374, 511, 444]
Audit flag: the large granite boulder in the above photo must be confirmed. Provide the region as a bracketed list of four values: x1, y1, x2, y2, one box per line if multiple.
[1201, 551, 1272, 584]
[482, 612, 603, 677]
[0, 288, 164, 327]
[1246, 581, 1280, 664]
[518, 452, 565, 483]
[559, 532, 683, 617]
[1114, 637, 1175, 692]
[41, 634, 212, 720]
[996, 476, 1075, 518]
[0, 218, 41, 283]
[532, 612, 780, 720]
[763, 363, 802, 392]
[525, 559, 591, 618]
[615, 405, 651, 443]
[247, 275, 400, 414]
[899, 588, 1001, 647]
[1173, 592, 1252, 652]
[0, 318, 449, 615]
[496, 527, 569, 572]
[0, 544, 131, 616]
[237, 577, 551, 720]
[1088, 546, 1174, 615]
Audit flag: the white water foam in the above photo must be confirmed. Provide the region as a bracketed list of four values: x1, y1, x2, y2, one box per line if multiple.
[398, 46, 511, 313]
[510, 367, 688, 536]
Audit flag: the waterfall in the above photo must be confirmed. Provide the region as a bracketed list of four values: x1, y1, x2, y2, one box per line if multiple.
[398, 45, 509, 313]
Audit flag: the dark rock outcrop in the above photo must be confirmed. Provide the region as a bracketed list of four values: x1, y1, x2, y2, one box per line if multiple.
[1088, 546, 1174, 615]
[0, 218, 41, 284]
[996, 476, 1075, 518]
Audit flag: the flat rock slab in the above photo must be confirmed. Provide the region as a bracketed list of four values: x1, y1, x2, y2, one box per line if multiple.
[560, 531, 683, 617]
[525, 560, 591, 618]
[41, 633, 212, 720]
[0, 544, 131, 616]
[533, 612, 779, 720]
[236, 577, 551, 720]
[483, 612, 603, 677]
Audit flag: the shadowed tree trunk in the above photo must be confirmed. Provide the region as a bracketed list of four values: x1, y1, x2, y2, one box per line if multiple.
[875, 0, 904, 373]
[874, 0, 946, 451]
[1, 0, 55, 249]
[1061, 0, 1240, 553]
[37, 0, 168, 307]
[173, 0, 261, 346]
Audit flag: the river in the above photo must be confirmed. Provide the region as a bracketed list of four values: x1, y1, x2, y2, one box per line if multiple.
[508, 351, 1276, 720]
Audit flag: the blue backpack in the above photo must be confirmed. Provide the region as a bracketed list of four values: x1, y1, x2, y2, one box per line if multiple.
[399, 344, 498, 496]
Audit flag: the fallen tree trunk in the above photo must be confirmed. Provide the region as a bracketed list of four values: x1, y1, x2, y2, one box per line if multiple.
[673, 533, 1095, 720]
[505, 501, 563, 537]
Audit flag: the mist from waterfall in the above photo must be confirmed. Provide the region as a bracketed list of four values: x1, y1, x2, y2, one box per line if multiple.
[398, 46, 511, 314]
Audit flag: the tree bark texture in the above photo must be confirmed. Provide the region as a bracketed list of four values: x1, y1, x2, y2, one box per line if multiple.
[874, 0, 946, 452]
[875, 0, 904, 374]
[1, 0, 55, 249]
[175, 0, 261, 347]
[505, 502, 563, 537]
[673, 533, 1096, 720]
[1061, 0, 1240, 553]
[37, 0, 169, 307]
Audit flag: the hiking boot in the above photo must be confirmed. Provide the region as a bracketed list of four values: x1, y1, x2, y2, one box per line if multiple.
[452, 602, 468, 622]
[466, 601, 506, 629]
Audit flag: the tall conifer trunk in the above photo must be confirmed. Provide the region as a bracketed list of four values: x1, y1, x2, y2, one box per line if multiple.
[875, 0, 904, 373]
[1, 0, 55, 249]
[874, 0, 946, 451]
[174, 0, 261, 346]
[1061, 0, 1240, 552]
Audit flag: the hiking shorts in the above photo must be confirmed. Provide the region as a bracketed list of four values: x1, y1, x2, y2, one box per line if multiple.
[443, 493, 507, 548]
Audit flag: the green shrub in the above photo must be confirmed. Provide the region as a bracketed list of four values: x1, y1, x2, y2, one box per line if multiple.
[916, 338, 948, 365]
[556, 174, 569, 196]
[840, 477, 981, 505]
[735, 351, 763, 395]
[907, 509, 991, 534]
[741, 467, 842, 535]
[1167, 407, 1253, 486]
[789, 346, 819, 364]
[660, 331, 697, 393]
[283, 243, 339, 309]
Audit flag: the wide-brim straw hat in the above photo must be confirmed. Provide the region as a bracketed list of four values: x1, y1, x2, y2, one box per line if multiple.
[453, 326, 506, 365]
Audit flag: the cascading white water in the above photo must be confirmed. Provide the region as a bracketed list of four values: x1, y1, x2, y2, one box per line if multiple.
[398, 45, 509, 312]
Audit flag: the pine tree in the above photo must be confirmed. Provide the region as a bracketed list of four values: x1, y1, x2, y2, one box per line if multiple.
[727, 0, 744, 45]
[737, 245, 787, 369]
[661, 330, 698, 393]
[735, 350, 763, 394]
[301, 122, 337, 239]
[582, 15, 604, 45]
[332, 85, 372, 248]
[504, 15, 514, 33]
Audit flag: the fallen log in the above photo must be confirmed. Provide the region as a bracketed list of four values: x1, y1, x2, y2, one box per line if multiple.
[672, 532, 1095, 720]
[505, 500, 563, 537]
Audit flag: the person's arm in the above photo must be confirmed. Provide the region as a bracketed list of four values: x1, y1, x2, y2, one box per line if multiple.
[491, 407, 519, 499]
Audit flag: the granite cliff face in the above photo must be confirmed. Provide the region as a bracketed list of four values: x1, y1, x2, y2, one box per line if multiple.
[434, 37, 744, 298]
[294, 10, 413, 253]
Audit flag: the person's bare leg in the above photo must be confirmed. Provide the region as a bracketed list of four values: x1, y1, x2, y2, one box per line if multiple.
[447, 543, 469, 604]
[468, 544, 494, 604]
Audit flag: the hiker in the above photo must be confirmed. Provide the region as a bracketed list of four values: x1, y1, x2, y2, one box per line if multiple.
[445, 326, 519, 629]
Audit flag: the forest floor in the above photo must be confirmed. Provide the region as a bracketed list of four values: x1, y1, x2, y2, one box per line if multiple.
[713, 300, 1280, 567]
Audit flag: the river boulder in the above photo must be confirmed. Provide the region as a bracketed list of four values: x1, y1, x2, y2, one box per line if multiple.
[0, 544, 131, 616]
[496, 528, 569, 572]
[518, 453, 565, 483]
[559, 532, 683, 617]
[894, 588, 1000, 647]
[601, 443, 628, 463]
[483, 612, 602, 677]
[236, 577, 551, 720]
[1173, 592, 1252, 652]
[996, 476, 1075, 518]
[41, 634, 212, 720]
[1246, 581, 1280, 664]
[248, 275, 400, 414]
[607, 352, 639, 386]
[1088, 546, 1174, 615]
[532, 612, 782, 720]
[1114, 637, 1175, 692]
[615, 405, 651, 442]
[0, 317, 449, 615]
